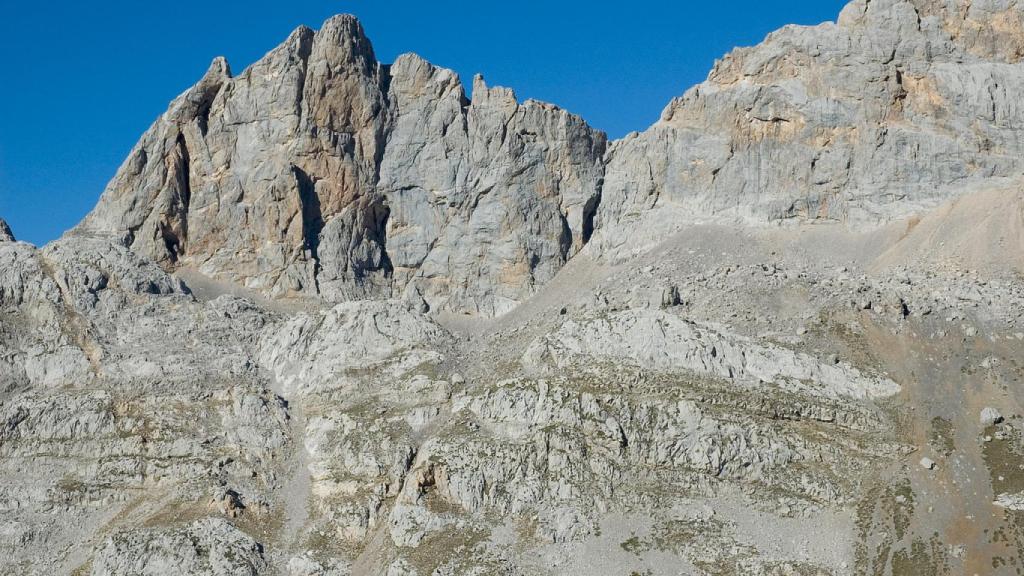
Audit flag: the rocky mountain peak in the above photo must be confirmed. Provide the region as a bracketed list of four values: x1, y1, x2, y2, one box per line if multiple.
[0, 218, 14, 242]
[315, 13, 376, 62]
[75, 13, 606, 316]
[74, 3, 1024, 314]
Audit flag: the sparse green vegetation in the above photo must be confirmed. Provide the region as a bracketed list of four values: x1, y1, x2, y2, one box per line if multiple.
[928, 416, 955, 456]
[620, 535, 643, 555]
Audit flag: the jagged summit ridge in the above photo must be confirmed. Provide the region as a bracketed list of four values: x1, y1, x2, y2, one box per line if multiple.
[78, 1, 1024, 313]
[78, 14, 605, 316]
[0, 218, 14, 242]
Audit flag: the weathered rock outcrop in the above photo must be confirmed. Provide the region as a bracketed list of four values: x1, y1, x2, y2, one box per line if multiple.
[77, 18, 390, 301]
[77, 15, 605, 316]
[0, 218, 14, 242]
[381, 60, 605, 316]
[76, 2, 1024, 314]
[592, 0, 1024, 259]
[90, 518, 268, 576]
[524, 309, 901, 401]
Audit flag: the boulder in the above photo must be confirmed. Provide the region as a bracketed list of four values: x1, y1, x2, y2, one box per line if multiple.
[981, 407, 1005, 427]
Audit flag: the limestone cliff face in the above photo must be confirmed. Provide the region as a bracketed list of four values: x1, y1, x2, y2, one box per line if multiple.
[593, 0, 1024, 259]
[77, 15, 606, 316]
[381, 59, 606, 316]
[78, 1, 1024, 312]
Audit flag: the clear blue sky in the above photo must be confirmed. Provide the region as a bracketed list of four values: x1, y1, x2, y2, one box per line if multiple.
[0, 1, 848, 246]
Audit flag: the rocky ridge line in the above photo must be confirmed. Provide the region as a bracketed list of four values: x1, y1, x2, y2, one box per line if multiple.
[77, 15, 605, 316]
[76, 0, 1024, 317]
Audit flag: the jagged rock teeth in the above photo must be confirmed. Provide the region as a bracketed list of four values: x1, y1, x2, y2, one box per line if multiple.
[75, 14, 607, 316]
[0, 218, 14, 242]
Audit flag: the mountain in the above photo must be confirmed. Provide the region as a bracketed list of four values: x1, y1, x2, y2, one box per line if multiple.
[76, 15, 606, 317]
[595, 0, 1024, 258]
[3, 1, 1024, 575]
[78, 1, 1024, 314]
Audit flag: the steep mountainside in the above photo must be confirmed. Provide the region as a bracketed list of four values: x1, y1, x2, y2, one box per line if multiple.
[78, 0, 1024, 314]
[4, 1, 1024, 575]
[594, 0, 1024, 258]
[76, 16, 605, 316]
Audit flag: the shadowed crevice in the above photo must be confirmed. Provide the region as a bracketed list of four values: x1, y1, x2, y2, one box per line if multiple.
[581, 183, 602, 245]
[160, 134, 192, 263]
[293, 165, 323, 262]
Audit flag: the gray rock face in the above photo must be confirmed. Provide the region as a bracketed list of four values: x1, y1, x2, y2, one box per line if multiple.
[90, 518, 267, 576]
[592, 0, 1024, 260]
[75, 2, 1024, 312]
[381, 61, 605, 316]
[0, 236, 293, 575]
[0, 218, 14, 242]
[78, 19, 386, 300]
[77, 16, 605, 316]
[524, 309, 900, 401]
